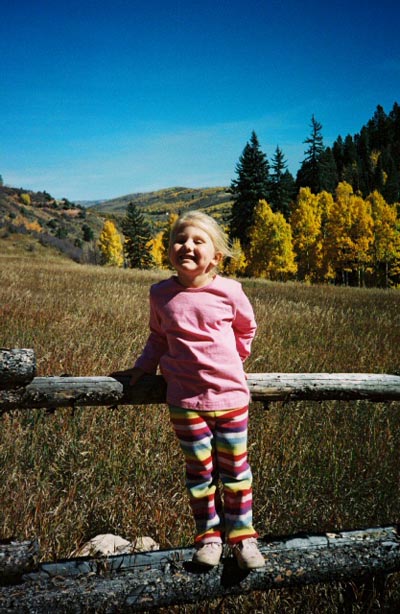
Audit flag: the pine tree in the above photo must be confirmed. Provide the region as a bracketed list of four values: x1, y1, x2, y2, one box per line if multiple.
[229, 131, 270, 248]
[296, 115, 336, 193]
[367, 105, 389, 151]
[82, 224, 94, 242]
[319, 147, 338, 193]
[269, 146, 295, 219]
[331, 102, 400, 202]
[355, 126, 372, 195]
[98, 220, 124, 267]
[121, 202, 154, 269]
[341, 135, 361, 192]
[332, 136, 345, 179]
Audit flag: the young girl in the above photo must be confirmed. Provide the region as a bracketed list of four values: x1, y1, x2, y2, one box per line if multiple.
[124, 211, 264, 569]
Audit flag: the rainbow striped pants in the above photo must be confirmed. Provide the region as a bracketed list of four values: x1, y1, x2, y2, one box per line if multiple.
[169, 405, 258, 545]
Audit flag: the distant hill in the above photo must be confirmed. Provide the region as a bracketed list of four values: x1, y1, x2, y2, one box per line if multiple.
[0, 184, 234, 261]
[0, 185, 105, 262]
[86, 186, 233, 222]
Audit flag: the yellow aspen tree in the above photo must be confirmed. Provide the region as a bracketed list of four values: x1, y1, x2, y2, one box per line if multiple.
[98, 219, 124, 267]
[161, 213, 179, 268]
[367, 190, 400, 287]
[20, 193, 31, 206]
[25, 220, 42, 233]
[325, 182, 374, 285]
[149, 231, 165, 268]
[316, 190, 335, 281]
[224, 237, 247, 276]
[290, 187, 322, 281]
[247, 199, 297, 280]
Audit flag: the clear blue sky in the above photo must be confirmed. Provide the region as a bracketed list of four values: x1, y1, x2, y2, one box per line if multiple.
[1, 0, 399, 201]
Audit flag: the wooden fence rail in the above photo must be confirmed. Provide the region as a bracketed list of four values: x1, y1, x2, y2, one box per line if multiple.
[1, 348, 400, 612]
[1, 348, 400, 412]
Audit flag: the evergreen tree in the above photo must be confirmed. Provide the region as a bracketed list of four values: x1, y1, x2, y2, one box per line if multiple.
[296, 115, 326, 193]
[341, 135, 361, 191]
[229, 131, 270, 248]
[355, 126, 372, 195]
[82, 223, 94, 242]
[389, 102, 400, 165]
[332, 135, 345, 179]
[380, 147, 400, 203]
[121, 202, 154, 269]
[367, 105, 389, 151]
[331, 102, 400, 202]
[319, 147, 338, 193]
[269, 146, 295, 219]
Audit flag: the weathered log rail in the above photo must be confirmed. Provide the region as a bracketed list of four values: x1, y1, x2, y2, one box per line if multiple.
[1, 349, 400, 611]
[2, 371, 400, 413]
[1, 526, 399, 612]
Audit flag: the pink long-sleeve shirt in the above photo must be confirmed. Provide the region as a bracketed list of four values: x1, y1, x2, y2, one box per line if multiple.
[135, 274, 257, 410]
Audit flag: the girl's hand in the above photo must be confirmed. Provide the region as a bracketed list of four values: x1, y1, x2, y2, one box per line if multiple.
[109, 367, 146, 386]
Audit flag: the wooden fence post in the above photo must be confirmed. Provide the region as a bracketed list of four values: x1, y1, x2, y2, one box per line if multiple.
[0, 348, 36, 390]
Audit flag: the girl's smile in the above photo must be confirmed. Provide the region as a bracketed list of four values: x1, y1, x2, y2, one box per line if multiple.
[169, 224, 222, 287]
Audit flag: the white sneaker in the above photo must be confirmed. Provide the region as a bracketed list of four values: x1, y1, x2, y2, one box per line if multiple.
[232, 538, 265, 570]
[192, 542, 223, 566]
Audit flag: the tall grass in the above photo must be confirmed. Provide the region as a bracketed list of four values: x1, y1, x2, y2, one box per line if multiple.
[1, 251, 399, 611]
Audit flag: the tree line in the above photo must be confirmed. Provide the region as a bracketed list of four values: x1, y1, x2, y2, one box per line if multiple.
[98, 103, 400, 287]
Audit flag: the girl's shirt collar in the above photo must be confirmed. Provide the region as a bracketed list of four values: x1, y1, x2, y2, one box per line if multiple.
[172, 274, 218, 291]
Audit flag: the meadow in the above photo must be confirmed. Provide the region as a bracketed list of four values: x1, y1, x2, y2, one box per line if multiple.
[1, 242, 400, 612]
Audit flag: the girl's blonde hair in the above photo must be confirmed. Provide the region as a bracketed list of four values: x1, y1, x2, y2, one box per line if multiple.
[169, 211, 233, 262]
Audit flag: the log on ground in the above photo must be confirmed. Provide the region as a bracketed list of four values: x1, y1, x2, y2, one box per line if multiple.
[0, 540, 39, 584]
[0, 526, 399, 612]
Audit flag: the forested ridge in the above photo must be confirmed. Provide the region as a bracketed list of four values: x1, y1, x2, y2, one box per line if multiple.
[1, 102, 399, 286]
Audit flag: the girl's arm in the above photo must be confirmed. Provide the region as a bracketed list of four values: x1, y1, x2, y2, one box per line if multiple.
[232, 287, 257, 361]
[133, 292, 168, 374]
[110, 289, 167, 385]
[109, 366, 146, 385]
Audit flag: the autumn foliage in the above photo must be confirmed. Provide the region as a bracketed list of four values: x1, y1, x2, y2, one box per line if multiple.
[235, 182, 400, 287]
[98, 220, 124, 267]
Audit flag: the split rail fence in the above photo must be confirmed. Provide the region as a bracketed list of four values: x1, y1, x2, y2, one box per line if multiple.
[0, 348, 400, 612]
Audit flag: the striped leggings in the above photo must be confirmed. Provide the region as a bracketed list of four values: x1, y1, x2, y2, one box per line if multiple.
[169, 405, 258, 545]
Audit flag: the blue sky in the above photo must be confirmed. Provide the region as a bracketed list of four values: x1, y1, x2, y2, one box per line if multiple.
[1, 0, 399, 201]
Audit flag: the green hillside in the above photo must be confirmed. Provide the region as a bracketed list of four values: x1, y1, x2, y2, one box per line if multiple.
[86, 186, 233, 222]
[0, 185, 105, 262]
[0, 184, 234, 261]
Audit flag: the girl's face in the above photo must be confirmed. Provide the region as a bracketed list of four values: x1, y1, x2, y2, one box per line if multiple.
[169, 224, 221, 286]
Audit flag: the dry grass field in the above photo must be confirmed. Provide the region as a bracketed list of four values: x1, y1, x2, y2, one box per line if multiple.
[1, 242, 400, 612]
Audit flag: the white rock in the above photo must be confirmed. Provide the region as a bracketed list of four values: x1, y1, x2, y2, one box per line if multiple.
[72, 533, 159, 557]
